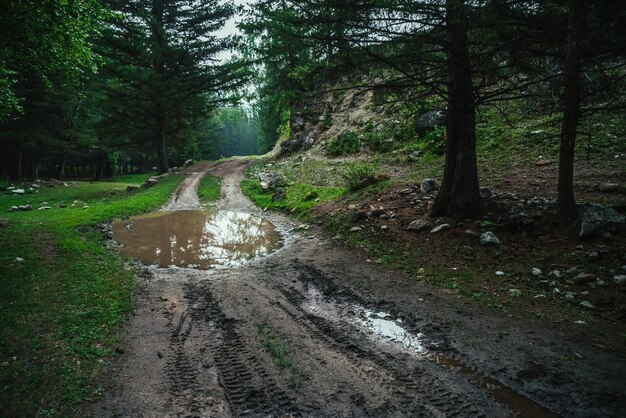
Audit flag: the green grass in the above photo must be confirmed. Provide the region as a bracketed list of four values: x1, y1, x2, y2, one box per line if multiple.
[240, 179, 346, 219]
[107, 172, 156, 184]
[197, 175, 221, 204]
[257, 324, 305, 380]
[0, 174, 184, 417]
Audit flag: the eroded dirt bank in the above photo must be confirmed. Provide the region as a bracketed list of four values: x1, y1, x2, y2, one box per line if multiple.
[91, 159, 626, 417]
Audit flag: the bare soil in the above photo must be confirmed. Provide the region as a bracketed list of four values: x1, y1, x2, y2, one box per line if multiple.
[90, 159, 626, 417]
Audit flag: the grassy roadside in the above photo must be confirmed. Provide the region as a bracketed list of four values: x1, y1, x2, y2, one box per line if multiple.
[0, 174, 184, 417]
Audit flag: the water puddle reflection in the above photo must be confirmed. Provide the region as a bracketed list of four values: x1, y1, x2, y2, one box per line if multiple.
[112, 210, 283, 269]
[302, 284, 559, 417]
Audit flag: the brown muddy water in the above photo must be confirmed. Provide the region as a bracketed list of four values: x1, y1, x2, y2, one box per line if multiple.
[112, 210, 283, 268]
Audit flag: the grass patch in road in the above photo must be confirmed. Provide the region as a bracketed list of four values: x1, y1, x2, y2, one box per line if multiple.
[241, 179, 346, 219]
[257, 324, 305, 380]
[0, 174, 184, 417]
[197, 175, 221, 204]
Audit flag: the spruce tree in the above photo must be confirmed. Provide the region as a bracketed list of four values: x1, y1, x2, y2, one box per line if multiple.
[99, 0, 245, 173]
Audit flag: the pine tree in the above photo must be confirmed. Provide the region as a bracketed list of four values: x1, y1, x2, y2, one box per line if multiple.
[99, 0, 246, 173]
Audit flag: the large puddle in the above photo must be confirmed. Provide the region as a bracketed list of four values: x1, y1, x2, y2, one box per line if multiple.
[112, 210, 283, 269]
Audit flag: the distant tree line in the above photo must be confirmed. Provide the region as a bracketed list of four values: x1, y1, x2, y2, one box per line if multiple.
[0, 0, 253, 182]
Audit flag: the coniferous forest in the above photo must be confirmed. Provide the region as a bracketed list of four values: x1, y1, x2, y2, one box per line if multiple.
[1, 1, 625, 417]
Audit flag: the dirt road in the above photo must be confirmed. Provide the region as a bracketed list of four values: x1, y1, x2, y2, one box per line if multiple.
[92, 159, 626, 417]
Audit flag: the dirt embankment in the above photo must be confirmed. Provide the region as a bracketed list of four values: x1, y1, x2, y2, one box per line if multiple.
[91, 159, 626, 418]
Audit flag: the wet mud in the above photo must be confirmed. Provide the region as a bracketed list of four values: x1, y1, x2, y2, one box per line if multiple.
[112, 210, 283, 269]
[91, 159, 626, 418]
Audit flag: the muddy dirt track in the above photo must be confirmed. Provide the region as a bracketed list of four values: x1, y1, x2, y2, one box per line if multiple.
[92, 159, 626, 418]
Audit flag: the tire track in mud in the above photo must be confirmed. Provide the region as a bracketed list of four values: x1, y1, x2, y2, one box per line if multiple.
[181, 283, 301, 417]
[246, 262, 500, 417]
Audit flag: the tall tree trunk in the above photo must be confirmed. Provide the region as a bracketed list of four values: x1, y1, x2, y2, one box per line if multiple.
[55, 155, 66, 180]
[557, 0, 583, 222]
[152, 0, 169, 174]
[431, 0, 481, 219]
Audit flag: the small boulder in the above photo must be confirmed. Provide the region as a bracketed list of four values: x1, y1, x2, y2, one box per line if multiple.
[407, 219, 430, 232]
[571, 273, 596, 284]
[579, 301, 594, 309]
[258, 172, 283, 189]
[430, 223, 450, 234]
[397, 188, 413, 195]
[421, 179, 438, 193]
[12, 189, 25, 195]
[18, 205, 33, 211]
[532, 267, 543, 277]
[371, 208, 386, 218]
[349, 211, 368, 223]
[535, 159, 552, 166]
[579, 203, 625, 238]
[479, 187, 492, 199]
[613, 275, 626, 285]
[9, 206, 18, 212]
[37, 206, 51, 210]
[272, 188, 286, 202]
[598, 182, 618, 193]
[416, 109, 446, 135]
[142, 177, 158, 189]
[479, 231, 501, 246]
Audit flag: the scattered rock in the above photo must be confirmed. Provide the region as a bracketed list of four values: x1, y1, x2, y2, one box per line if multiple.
[397, 188, 413, 195]
[479, 231, 501, 246]
[549, 270, 561, 278]
[142, 177, 159, 189]
[416, 109, 446, 135]
[37, 206, 51, 210]
[421, 179, 438, 193]
[126, 185, 139, 192]
[430, 224, 450, 234]
[479, 186, 492, 199]
[71, 200, 85, 208]
[9, 206, 18, 212]
[182, 159, 194, 168]
[380, 225, 388, 231]
[350, 226, 363, 232]
[579, 203, 625, 238]
[535, 159, 552, 166]
[407, 219, 430, 232]
[613, 275, 626, 285]
[598, 182, 618, 192]
[571, 273, 597, 284]
[258, 172, 283, 190]
[272, 189, 286, 202]
[349, 211, 368, 223]
[12, 189, 25, 195]
[506, 212, 535, 231]
[532, 267, 543, 277]
[509, 289, 522, 297]
[564, 292, 576, 302]
[579, 301, 594, 309]
[464, 230, 479, 237]
[17, 205, 33, 211]
[15, 257, 24, 262]
[495, 271, 505, 276]
[370, 208, 386, 218]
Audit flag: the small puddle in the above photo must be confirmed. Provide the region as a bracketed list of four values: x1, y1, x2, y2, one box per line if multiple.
[303, 285, 559, 417]
[112, 210, 283, 269]
[430, 354, 561, 418]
